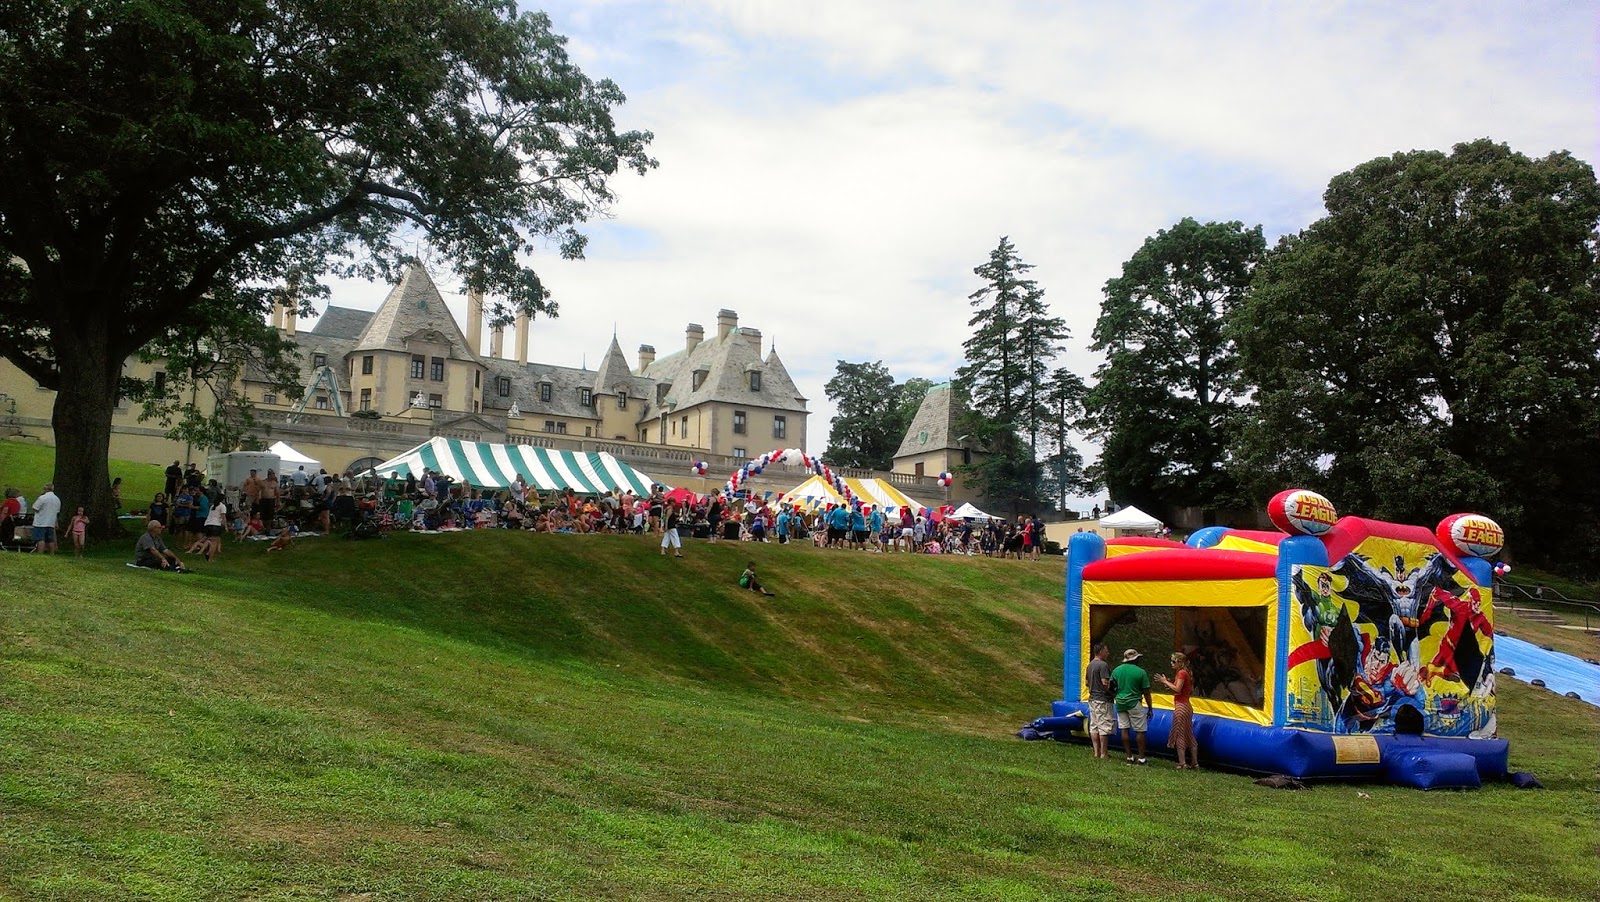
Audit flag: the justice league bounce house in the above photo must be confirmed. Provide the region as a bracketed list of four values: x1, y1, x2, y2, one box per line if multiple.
[1036, 490, 1510, 789]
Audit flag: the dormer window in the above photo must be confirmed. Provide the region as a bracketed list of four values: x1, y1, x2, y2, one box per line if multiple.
[616, 388, 628, 410]
[656, 383, 670, 404]
[312, 353, 327, 369]
[539, 382, 552, 402]
[691, 369, 707, 391]
[749, 370, 761, 391]
[497, 377, 511, 397]
[579, 388, 592, 407]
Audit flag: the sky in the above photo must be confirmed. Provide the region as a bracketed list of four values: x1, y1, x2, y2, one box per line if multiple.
[313, 0, 1598, 498]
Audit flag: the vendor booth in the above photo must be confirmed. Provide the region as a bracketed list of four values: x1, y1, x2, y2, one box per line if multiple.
[371, 437, 661, 495]
[780, 474, 927, 516]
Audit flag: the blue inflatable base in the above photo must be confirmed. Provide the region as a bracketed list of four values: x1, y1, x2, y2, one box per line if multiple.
[1037, 701, 1508, 787]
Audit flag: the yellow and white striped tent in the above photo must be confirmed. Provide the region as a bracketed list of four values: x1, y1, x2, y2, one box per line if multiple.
[779, 475, 928, 515]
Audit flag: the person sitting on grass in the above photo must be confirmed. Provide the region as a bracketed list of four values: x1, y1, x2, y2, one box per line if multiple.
[266, 526, 294, 552]
[239, 511, 265, 541]
[739, 561, 775, 596]
[134, 520, 185, 571]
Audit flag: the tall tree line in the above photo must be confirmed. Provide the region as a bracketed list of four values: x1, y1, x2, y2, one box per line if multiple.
[1090, 139, 1600, 576]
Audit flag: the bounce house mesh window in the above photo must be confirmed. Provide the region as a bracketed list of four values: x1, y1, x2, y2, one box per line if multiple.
[1093, 606, 1268, 709]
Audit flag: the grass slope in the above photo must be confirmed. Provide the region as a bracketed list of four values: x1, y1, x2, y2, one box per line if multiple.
[1, 439, 167, 511]
[2, 531, 1597, 901]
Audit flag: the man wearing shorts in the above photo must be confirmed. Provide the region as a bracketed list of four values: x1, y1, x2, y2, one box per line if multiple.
[1084, 643, 1114, 759]
[1112, 648, 1153, 765]
[31, 483, 61, 554]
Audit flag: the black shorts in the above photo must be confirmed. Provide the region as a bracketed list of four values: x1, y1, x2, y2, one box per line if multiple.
[827, 526, 844, 541]
[851, 530, 868, 544]
[204, 524, 222, 538]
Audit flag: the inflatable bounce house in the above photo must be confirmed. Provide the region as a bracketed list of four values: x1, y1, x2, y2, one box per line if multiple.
[1038, 490, 1509, 789]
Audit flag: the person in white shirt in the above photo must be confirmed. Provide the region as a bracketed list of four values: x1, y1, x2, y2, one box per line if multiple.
[291, 465, 309, 488]
[31, 483, 61, 554]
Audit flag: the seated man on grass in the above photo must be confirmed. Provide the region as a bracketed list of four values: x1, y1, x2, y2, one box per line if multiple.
[134, 520, 186, 571]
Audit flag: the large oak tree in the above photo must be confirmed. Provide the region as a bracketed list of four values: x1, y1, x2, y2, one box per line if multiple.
[0, 1, 654, 534]
[1232, 140, 1600, 574]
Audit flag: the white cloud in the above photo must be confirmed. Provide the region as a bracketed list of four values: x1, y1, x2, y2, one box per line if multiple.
[316, 0, 1595, 506]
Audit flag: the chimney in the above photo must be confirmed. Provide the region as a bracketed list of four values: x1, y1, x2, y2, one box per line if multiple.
[270, 302, 283, 330]
[515, 311, 530, 365]
[685, 323, 704, 353]
[282, 296, 296, 336]
[638, 343, 656, 372]
[490, 324, 504, 358]
[716, 309, 738, 341]
[466, 288, 483, 357]
[741, 326, 762, 355]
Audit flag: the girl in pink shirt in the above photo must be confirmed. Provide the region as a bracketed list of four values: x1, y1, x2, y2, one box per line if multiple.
[69, 506, 89, 558]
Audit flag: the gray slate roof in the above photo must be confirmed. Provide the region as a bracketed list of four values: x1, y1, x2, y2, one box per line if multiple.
[591, 336, 650, 403]
[638, 327, 808, 422]
[894, 382, 973, 458]
[352, 265, 477, 361]
[480, 357, 599, 421]
[309, 306, 374, 340]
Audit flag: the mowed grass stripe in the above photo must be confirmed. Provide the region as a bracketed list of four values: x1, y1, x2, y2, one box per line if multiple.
[0, 521, 1595, 900]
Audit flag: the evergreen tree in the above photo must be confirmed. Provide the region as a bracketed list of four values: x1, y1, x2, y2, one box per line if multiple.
[956, 237, 1068, 511]
[1039, 367, 1093, 512]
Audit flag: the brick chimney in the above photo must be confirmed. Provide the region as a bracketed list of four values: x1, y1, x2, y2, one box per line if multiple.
[638, 344, 656, 372]
[490, 324, 504, 358]
[716, 309, 738, 341]
[741, 326, 762, 355]
[685, 323, 704, 353]
[282, 296, 296, 336]
[515, 311, 530, 365]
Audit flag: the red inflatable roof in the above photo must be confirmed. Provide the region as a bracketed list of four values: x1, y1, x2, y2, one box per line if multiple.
[1320, 516, 1470, 572]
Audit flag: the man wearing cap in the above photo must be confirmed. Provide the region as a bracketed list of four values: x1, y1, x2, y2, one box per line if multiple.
[1112, 648, 1154, 764]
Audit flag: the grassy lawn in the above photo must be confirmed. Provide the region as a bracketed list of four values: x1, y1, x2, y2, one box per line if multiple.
[0, 439, 167, 513]
[1, 526, 1596, 900]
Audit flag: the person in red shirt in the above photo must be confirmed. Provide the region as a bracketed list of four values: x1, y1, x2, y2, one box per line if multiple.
[1157, 652, 1199, 769]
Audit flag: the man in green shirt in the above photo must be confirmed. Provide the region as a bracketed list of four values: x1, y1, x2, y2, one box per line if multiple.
[1111, 648, 1154, 765]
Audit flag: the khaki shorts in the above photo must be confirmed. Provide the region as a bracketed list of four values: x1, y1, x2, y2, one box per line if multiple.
[1116, 705, 1149, 732]
[1088, 699, 1114, 735]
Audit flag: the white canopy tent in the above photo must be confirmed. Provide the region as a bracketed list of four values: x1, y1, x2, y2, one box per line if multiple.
[268, 441, 320, 467]
[950, 502, 999, 520]
[1098, 505, 1163, 533]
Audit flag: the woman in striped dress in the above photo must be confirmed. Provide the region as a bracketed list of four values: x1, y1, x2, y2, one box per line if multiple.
[1158, 652, 1199, 769]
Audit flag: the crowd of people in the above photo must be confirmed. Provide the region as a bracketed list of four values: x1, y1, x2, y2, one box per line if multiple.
[6, 456, 1063, 569]
[1083, 644, 1199, 769]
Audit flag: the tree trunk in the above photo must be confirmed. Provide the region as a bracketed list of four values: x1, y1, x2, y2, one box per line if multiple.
[50, 321, 124, 540]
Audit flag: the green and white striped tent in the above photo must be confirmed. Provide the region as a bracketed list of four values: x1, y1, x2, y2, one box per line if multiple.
[370, 437, 664, 495]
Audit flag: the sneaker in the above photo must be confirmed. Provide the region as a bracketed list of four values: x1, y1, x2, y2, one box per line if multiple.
[1135, 758, 1148, 766]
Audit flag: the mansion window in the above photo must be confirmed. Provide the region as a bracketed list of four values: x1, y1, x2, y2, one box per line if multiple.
[544, 420, 568, 434]
[263, 392, 276, 405]
[313, 353, 327, 369]
[749, 371, 761, 391]
[428, 394, 442, 409]
[733, 447, 746, 459]
[411, 355, 425, 379]
[362, 355, 374, 375]
[616, 389, 627, 410]
[497, 377, 511, 397]
[584, 427, 592, 437]
[732, 410, 747, 434]
[692, 370, 706, 391]
[152, 371, 166, 394]
[773, 415, 786, 439]
[681, 415, 688, 436]
[540, 382, 552, 402]
[314, 395, 328, 410]
[360, 388, 372, 411]
[545, 420, 555, 432]
[579, 388, 592, 407]
[430, 357, 445, 381]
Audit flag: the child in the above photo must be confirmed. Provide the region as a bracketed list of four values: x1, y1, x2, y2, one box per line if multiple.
[240, 511, 264, 541]
[69, 506, 89, 558]
[266, 526, 293, 552]
[739, 561, 775, 597]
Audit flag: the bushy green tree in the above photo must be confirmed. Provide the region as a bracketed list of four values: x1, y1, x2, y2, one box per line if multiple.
[1087, 218, 1263, 515]
[0, 1, 655, 534]
[824, 362, 935, 470]
[1232, 139, 1600, 574]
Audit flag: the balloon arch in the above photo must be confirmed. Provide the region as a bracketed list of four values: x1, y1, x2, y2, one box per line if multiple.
[688, 449, 954, 510]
